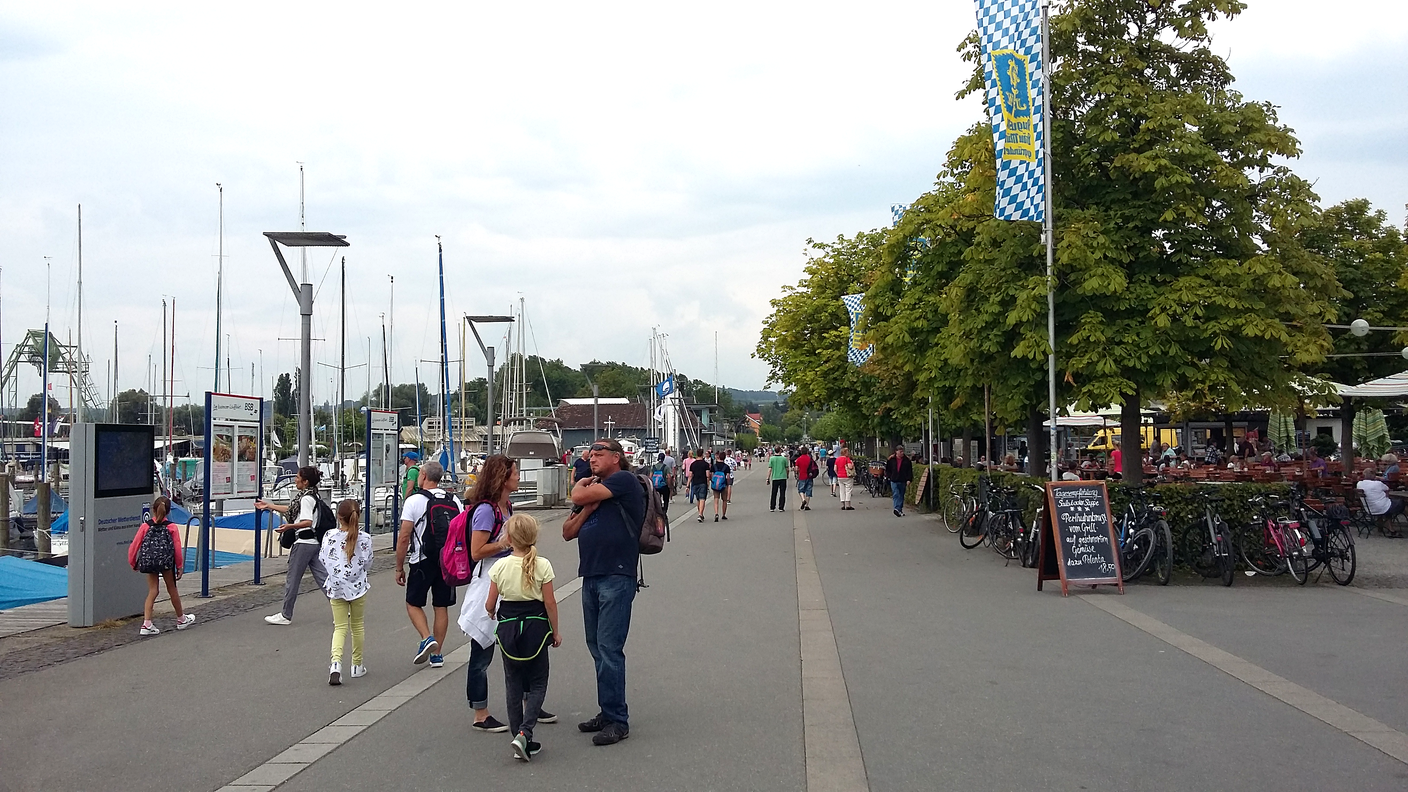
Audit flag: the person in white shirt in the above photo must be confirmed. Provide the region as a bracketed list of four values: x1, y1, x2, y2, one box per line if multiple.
[320, 499, 374, 685]
[395, 461, 464, 669]
[1357, 477, 1404, 536]
[255, 467, 328, 625]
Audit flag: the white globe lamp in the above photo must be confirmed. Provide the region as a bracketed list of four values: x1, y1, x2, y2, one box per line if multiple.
[1351, 319, 1371, 337]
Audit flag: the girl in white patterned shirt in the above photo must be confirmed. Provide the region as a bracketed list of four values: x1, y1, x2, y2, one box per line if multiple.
[320, 499, 374, 685]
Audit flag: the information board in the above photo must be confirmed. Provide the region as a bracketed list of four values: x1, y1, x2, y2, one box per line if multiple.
[1036, 480, 1123, 596]
[368, 410, 399, 487]
[202, 392, 265, 596]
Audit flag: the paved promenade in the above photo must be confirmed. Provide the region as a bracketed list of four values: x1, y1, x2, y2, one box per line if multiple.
[3, 468, 1408, 791]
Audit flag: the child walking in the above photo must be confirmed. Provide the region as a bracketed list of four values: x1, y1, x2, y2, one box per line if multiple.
[322, 499, 373, 685]
[128, 496, 194, 635]
[485, 514, 560, 762]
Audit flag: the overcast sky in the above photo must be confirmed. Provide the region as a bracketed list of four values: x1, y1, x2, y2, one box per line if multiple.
[1, 0, 1404, 410]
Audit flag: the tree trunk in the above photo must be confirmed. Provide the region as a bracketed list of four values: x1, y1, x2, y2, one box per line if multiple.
[1121, 392, 1143, 486]
[1341, 398, 1355, 473]
[1026, 404, 1046, 479]
[961, 426, 973, 468]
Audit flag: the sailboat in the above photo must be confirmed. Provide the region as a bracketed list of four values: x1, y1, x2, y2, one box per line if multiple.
[499, 297, 561, 463]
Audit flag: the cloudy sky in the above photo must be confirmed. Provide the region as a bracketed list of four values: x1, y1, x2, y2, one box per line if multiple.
[1, 0, 1404, 411]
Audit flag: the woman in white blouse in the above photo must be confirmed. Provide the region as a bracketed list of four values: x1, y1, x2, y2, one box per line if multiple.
[320, 499, 374, 685]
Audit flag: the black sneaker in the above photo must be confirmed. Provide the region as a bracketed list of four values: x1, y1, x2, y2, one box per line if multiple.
[592, 722, 630, 746]
[714, 514, 719, 522]
[537, 710, 558, 724]
[473, 716, 509, 733]
[528, 741, 542, 757]
[578, 714, 609, 733]
[894, 508, 902, 517]
[722, 515, 729, 520]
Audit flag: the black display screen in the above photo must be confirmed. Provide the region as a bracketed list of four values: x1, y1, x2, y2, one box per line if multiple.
[94, 424, 156, 498]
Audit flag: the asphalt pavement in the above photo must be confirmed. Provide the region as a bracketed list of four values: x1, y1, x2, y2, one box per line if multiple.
[3, 467, 1408, 791]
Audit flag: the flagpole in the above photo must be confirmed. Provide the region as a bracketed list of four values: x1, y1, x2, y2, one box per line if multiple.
[1042, 0, 1057, 483]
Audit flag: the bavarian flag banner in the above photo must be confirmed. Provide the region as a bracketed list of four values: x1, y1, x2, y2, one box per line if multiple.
[842, 294, 874, 366]
[974, 0, 1045, 222]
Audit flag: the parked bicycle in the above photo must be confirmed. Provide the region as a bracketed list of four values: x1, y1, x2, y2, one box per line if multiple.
[1289, 485, 1357, 586]
[940, 482, 974, 534]
[1182, 489, 1235, 586]
[1241, 494, 1310, 585]
[1115, 488, 1172, 585]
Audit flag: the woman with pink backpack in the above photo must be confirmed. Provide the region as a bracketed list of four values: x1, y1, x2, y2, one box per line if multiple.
[457, 455, 557, 732]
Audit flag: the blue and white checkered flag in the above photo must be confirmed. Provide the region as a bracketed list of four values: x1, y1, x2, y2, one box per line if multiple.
[842, 293, 874, 366]
[975, 0, 1045, 222]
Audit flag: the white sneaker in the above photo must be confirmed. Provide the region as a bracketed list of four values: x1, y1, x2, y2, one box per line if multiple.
[265, 613, 292, 625]
[139, 624, 159, 636]
[175, 614, 196, 630]
[329, 662, 342, 686]
[350, 664, 368, 678]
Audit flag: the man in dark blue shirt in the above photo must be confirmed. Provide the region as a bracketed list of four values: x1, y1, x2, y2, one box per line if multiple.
[563, 438, 644, 746]
[572, 446, 594, 483]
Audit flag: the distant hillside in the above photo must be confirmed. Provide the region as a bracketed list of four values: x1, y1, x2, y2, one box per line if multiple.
[728, 388, 784, 403]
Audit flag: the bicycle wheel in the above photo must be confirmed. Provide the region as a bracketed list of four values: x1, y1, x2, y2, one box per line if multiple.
[990, 515, 1017, 560]
[1151, 520, 1173, 586]
[940, 492, 963, 533]
[1121, 527, 1156, 582]
[1325, 524, 1357, 586]
[1182, 524, 1219, 579]
[1214, 519, 1235, 587]
[1240, 526, 1283, 576]
[959, 510, 987, 549]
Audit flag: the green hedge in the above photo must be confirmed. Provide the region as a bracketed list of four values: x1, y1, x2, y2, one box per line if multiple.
[909, 464, 1294, 571]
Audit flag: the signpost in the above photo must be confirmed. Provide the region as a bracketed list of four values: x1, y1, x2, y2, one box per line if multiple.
[364, 408, 400, 536]
[202, 392, 264, 596]
[643, 436, 660, 455]
[1036, 480, 1124, 596]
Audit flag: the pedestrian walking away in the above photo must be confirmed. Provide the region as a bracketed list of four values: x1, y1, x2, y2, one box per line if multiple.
[128, 496, 194, 636]
[711, 450, 731, 521]
[486, 513, 561, 762]
[322, 499, 373, 685]
[649, 452, 673, 521]
[255, 467, 329, 625]
[768, 446, 789, 512]
[835, 447, 855, 510]
[723, 450, 738, 504]
[793, 446, 816, 511]
[826, 453, 838, 496]
[395, 460, 461, 671]
[885, 445, 914, 517]
[688, 448, 710, 522]
[563, 438, 644, 746]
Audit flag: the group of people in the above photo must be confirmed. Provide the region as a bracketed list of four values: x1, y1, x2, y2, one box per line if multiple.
[130, 439, 649, 763]
[762, 443, 915, 516]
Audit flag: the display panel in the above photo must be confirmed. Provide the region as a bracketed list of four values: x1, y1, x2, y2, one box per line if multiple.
[94, 425, 156, 498]
[235, 425, 259, 497]
[210, 425, 234, 498]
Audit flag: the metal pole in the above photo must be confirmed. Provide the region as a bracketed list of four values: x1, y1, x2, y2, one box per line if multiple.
[486, 348, 496, 455]
[0, 470, 9, 554]
[299, 282, 313, 467]
[215, 184, 223, 393]
[1042, 0, 1057, 483]
[436, 240, 456, 481]
[592, 381, 600, 441]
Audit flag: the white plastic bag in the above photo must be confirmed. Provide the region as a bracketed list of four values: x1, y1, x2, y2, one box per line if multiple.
[457, 564, 497, 649]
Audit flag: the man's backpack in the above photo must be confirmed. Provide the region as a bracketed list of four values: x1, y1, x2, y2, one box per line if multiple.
[804, 457, 819, 480]
[135, 520, 177, 573]
[442, 501, 502, 586]
[710, 469, 728, 492]
[414, 488, 461, 564]
[613, 473, 669, 555]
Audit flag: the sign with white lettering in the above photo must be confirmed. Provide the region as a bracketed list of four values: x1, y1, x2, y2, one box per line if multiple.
[1037, 480, 1123, 595]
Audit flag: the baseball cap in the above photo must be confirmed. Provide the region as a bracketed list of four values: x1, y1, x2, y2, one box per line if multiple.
[403, 450, 421, 461]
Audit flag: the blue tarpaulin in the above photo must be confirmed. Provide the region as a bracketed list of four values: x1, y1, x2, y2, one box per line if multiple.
[0, 556, 68, 610]
[21, 491, 67, 515]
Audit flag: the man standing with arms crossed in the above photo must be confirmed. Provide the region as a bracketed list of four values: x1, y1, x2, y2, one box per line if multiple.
[563, 438, 644, 747]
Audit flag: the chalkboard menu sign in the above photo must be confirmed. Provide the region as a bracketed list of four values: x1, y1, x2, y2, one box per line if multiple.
[1036, 481, 1124, 596]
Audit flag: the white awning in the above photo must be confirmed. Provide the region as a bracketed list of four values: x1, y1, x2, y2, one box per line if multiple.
[1335, 370, 1408, 398]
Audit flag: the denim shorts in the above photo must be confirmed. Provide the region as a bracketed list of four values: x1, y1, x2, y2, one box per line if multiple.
[797, 479, 814, 497]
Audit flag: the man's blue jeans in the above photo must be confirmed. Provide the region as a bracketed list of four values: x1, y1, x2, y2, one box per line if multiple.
[891, 481, 907, 513]
[582, 573, 636, 728]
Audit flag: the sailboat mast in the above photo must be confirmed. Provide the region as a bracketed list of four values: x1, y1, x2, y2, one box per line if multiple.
[436, 238, 455, 479]
[169, 299, 176, 466]
[76, 205, 82, 422]
[340, 256, 346, 469]
[41, 257, 50, 483]
[214, 184, 223, 392]
[161, 299, 167, 486]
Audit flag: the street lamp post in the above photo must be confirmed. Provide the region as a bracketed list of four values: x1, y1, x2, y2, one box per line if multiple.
[465, 315, 515, 456]
[264, 232, 349, 467]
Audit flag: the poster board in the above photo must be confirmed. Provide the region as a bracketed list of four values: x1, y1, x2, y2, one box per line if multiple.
[202, 392, 264, 596]
[368, 409, 399, 487]
[1036, 480, 1123, 596]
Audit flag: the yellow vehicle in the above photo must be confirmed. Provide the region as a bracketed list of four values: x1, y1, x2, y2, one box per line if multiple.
[1083, 427, 1179, 452]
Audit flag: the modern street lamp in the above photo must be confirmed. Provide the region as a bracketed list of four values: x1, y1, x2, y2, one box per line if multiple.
[264, 231, 349, 467]
[465, 315, 515, 456]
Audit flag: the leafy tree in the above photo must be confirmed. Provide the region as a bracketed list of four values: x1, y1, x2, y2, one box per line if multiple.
[735, 431, 759, 452]
[758, 423, 783, 442]
[273, 373, 294, 418]
[21, 393, 63, 423]
[784, 425, 804, 443]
